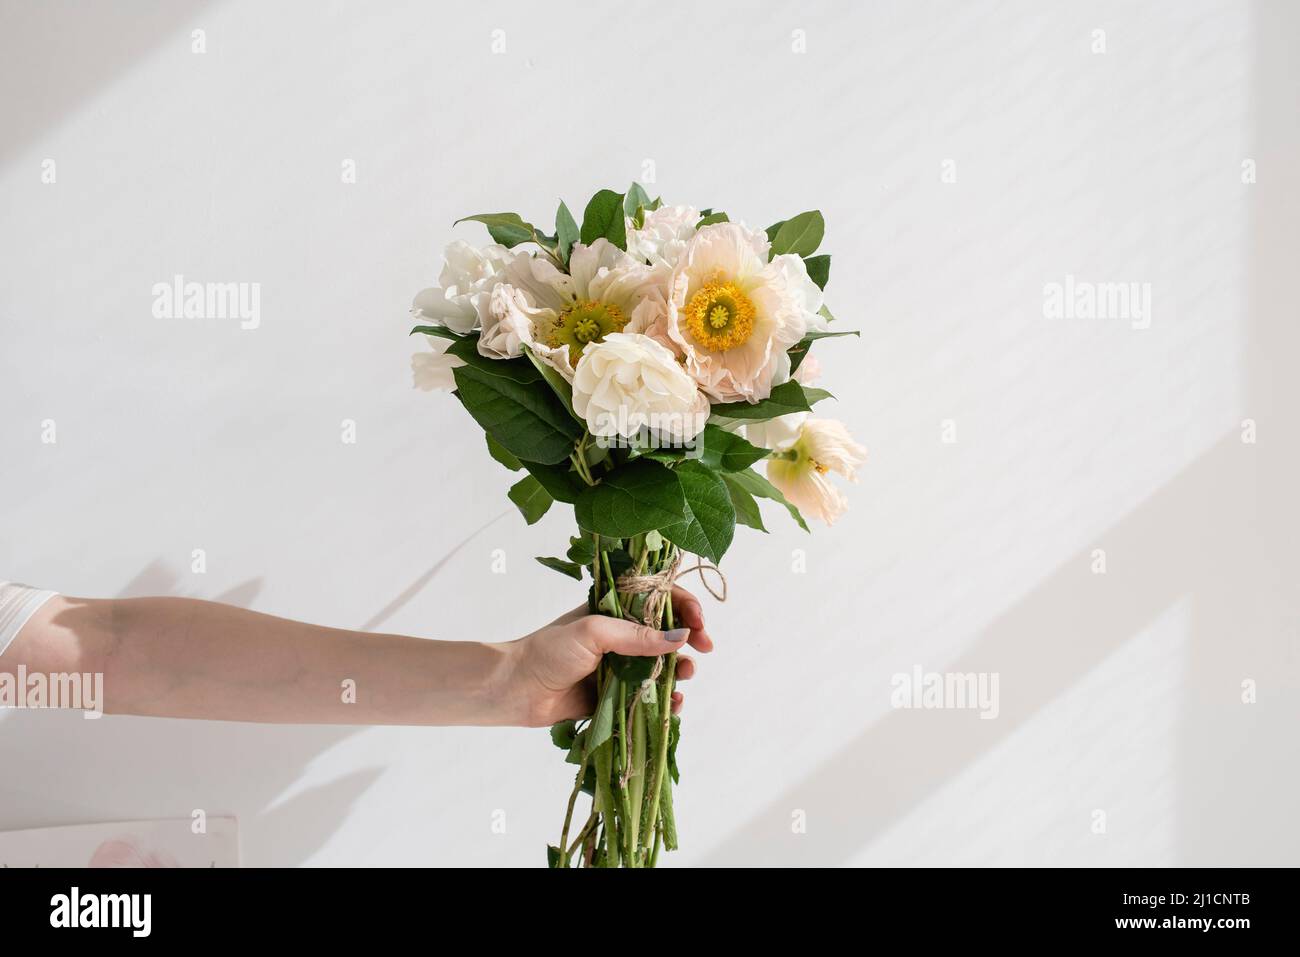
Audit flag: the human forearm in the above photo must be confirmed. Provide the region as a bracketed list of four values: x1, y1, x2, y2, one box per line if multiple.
[5, 595, 522, 726]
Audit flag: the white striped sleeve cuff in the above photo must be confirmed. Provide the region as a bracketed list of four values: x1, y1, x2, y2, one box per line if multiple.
[0, 581, 59, 657]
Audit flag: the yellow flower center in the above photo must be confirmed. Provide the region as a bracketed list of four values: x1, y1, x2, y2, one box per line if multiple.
[549, 299, 627, 365]
[684, 276, 755, 352]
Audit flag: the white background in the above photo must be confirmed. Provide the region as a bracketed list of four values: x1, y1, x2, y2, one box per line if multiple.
[2, 0, 1297, 866]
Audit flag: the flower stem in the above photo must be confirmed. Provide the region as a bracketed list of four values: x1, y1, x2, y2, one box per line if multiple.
[601, 550, 623, 618]
[559, 745, 590, 864]
[639, 581, 678, 851]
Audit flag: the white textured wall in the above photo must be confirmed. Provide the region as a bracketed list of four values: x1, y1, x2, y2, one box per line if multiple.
[1, 0, 1296, 866]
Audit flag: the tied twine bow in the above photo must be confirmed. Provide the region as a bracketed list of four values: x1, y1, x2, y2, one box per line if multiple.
[614, 554, 727, 634]
[613, 555, 727, 788]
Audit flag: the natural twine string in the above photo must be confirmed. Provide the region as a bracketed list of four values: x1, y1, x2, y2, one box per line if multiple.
[614, 555, 728, 629]
[615, 554, 728, 790]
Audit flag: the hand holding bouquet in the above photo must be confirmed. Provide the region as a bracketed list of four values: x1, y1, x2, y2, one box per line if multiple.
[410, 186, 864, 866]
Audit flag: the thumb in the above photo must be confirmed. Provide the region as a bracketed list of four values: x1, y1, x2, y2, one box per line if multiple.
[580, 617, 690, 657]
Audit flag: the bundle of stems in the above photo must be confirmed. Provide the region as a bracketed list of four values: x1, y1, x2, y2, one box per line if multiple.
[555, 533, 681, 868]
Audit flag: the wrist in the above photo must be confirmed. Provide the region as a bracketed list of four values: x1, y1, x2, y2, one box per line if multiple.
[479, 639, 530, 727]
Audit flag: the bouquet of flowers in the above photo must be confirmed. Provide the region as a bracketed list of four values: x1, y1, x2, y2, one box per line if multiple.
[410, 185, 864, 867]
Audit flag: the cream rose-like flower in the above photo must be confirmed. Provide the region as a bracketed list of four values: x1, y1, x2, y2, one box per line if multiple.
[764, 418, 866, 525]
[660, 222, 818, 403]
[625, 204, 700, 267]
[411, 240, 514, 334]
[571, 332, 709, 443]
[478, 239, 668, 381]
[410, 335, 464, 391]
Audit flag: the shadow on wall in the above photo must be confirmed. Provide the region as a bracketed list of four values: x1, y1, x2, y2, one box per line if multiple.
[0, 0, 222, 165]
[0, 509, 507, 865]
[703, 0, 1300, 867]
[705, 431, 1293, 866]
[0, 561, 368, 866]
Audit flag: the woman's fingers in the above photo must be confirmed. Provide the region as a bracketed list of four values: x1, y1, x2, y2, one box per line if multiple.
[558, 585, 714, 654]
[669, 586, 713, 652]
[670, 691, 684, 715]
[580, 617, 690, 657]
[674, 655, 695, 681]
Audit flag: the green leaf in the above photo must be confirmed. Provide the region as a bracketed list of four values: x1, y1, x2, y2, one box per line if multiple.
[788, 329, 859, 375]
[575, 459, 689, 538]
[588, 676, 618, 752]
[608, 652, 659, 684]
[802, 387, 834, 405]
[555, 201, 579, 264]
[727, 467, 809, 532]
[536, 555, 583, 579]
[804, 254, 831, 290]
[708, 380, 815, 423]
[523, 346, 582, 424]
[508, 475, 552, 525]
[722, 472, 767, 532]
[580, 189, 627, 250]
[770, 210, 825, 258]
[624, 182, 651, 219]
[696, 211, 729, 227]
[641, 424, 767, 472]
[520, 459, 585, 503]
[547, 845, 562, 868]
[566, 535, 596, 566]
[485, 433, 522, 471]
[455, 212, 537, 249]
[819, 303, 836, 323]
[667, 713, 681, 784]
[699, 424, 769, 471]
[804, 329, 859, 342]
[565, 726, 588, 764]
[661, 461, 736, 564]
[409, 324, 464, 341]
[764, 220, 786, 244]
[550, 719, 578, 751]
[450, 337, 581, 464]
[445, 334, 538, 382]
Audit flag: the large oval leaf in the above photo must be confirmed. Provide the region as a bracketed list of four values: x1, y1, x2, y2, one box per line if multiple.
[708, 380, 814, 423]
[661, 461, 736, 564]
[452, 363, 581, 464]
[770, 210, 824, 258]
[575, 459, 688, 538]
[580, 189, 628, 250]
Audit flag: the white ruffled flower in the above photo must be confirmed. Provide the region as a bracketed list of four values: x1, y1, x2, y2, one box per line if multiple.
[626, 204, 700, 267]
[764, 418, 866, 525]
[410, 335, 464, 391]
[658, 222, 818, 403]
[571, 333, 709, 443]
[478, 240, 668, 381]
[411, 241, 514, 334]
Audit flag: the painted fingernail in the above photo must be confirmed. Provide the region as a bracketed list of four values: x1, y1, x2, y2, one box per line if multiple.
[664, 628, 690, 643]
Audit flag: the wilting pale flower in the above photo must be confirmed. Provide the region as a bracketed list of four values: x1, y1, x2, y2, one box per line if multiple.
[764, 418, 866, 525]
[571, 333, 709, 443]
[660, 222, 818, 403]
[626, 204, 700, 267]
[411, 335, 464, 391]
[744, 411, 808, 454]
[411, 241, 514, 334]
[478, 240, 667, 381]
